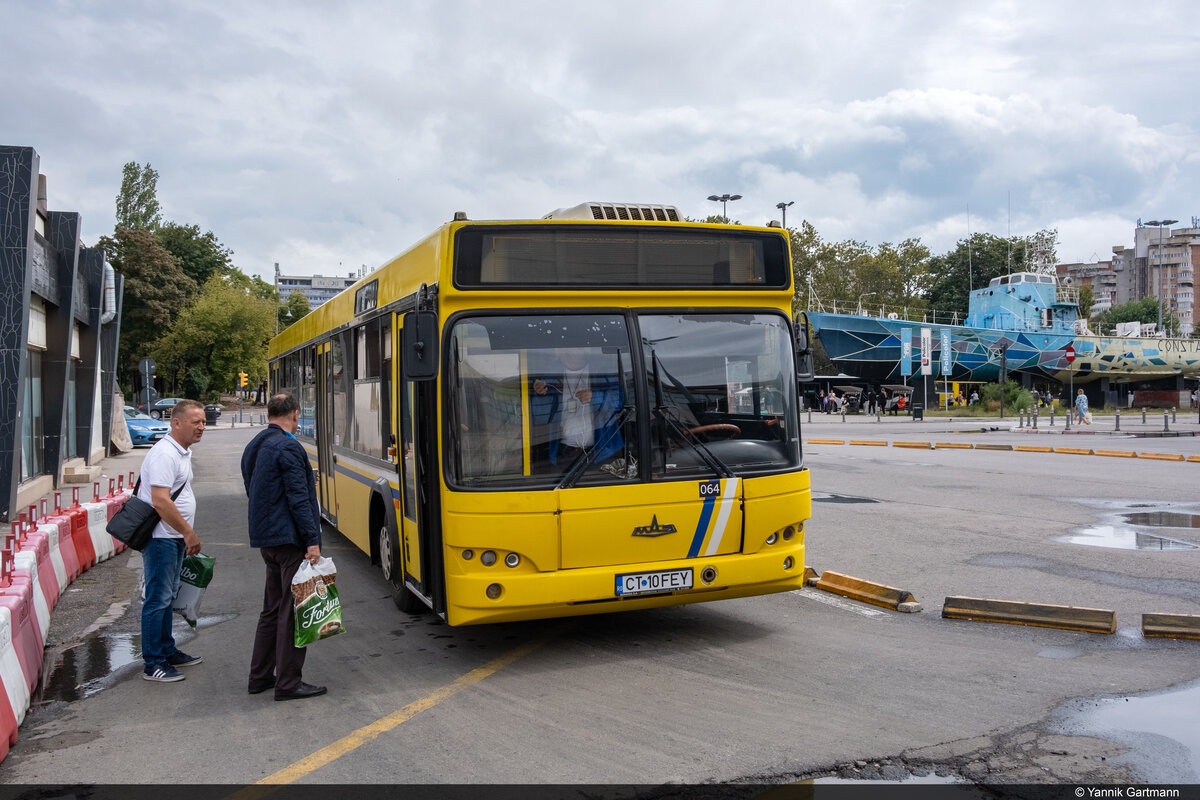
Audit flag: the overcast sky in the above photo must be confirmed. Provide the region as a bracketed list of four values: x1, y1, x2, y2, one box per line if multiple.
[6, 1, 1199, 280]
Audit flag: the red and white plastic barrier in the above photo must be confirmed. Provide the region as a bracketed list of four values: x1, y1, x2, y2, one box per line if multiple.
[0, 605, 28, 751]
[65, 488, 96, 572]
[13, 520, 58, 616]
[30, 504, 68, 599]
[84, 482, 115, 565]
[42, 495, 81, 583]
[0, 549, 43, 696]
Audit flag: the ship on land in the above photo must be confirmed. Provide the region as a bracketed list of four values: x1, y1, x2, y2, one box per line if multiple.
[805, 271, 1200, 386]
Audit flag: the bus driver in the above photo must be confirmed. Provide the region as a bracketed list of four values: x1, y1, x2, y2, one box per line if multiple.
[532, 348, 626, 472]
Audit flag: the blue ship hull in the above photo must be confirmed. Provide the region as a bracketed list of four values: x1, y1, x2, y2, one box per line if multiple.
[806, 312, 1076, 383]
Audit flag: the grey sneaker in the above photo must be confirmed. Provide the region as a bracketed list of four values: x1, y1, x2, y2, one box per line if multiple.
[143, 664, 185, 682]
[168, 651, 202, 668]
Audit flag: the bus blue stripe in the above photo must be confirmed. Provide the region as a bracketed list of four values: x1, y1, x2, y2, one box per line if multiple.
[689, 495, 716, 558]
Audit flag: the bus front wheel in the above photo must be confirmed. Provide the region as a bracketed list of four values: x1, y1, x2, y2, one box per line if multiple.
[379, 523, 425, 614]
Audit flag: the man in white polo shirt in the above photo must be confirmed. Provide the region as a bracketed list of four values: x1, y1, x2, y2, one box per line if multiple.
[138, 399, 206, 682]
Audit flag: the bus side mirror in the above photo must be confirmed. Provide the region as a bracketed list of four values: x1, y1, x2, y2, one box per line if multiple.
[402, 311, 439, 380]
[794, 313, 815, 382]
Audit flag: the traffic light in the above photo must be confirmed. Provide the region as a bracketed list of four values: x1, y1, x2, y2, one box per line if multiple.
[238, 371, 248, 388]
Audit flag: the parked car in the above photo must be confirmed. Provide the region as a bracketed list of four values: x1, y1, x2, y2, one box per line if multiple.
[139, 397, 185, 419]
[124, 405, 170, 445]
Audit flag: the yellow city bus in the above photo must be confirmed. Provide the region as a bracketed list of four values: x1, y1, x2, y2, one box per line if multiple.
[268, 203, 815, 625]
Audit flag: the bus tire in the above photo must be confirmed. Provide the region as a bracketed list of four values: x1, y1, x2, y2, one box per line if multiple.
[378, 521, 424, 614]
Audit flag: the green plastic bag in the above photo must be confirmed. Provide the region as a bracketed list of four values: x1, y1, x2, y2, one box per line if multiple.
[174, 553, 215, 628]
[292, 556, 345, 647]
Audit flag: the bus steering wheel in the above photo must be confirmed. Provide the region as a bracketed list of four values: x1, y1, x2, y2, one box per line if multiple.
[687, 423, 741, 441]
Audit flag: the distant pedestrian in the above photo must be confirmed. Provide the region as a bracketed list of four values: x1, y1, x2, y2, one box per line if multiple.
[1075, 388, 1091, 425]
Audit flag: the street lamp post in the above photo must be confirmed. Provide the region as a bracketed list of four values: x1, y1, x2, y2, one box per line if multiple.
[1145, 219, 1178, 334]
[857, 292, 876, 315]
[776, 200, 794, 229]
[707, 193, 742, 222]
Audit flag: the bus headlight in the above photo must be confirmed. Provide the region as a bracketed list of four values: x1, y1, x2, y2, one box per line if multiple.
[765, 532, 778, 545]
[486, 583, 503, 599]
[481, 550, 497, 566]
[462, 549, 474, 560]
[782, 526, 794, 541]
[504, 553, 520, 568]
[783, 556, 794, 570]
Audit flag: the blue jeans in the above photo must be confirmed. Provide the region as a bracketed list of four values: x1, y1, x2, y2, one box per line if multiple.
[142, 536, 185, 668]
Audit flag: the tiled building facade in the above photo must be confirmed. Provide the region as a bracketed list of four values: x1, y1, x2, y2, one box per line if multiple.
[0, 146, 123, 521]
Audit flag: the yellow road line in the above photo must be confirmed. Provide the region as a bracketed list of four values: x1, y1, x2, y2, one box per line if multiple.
[807, 439, 845, 445]
[849, 440, 888, 446]
[933, 442, 973, 450]
[892, 441, 931, 449]
[228, 633, 553, 796]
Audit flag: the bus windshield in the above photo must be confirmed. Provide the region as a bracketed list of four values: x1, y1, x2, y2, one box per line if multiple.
[446, 311, 798, 489]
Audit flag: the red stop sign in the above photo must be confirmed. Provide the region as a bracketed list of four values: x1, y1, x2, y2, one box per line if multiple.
[1064, 345, 1076, 363]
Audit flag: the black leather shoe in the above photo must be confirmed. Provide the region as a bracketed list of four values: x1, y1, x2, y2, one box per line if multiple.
[274, 682, 327, 701]
[247, 677, 276, 695]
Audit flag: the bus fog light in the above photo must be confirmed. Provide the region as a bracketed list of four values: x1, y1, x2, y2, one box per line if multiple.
[782, 526, 794, 541]
[504, 552, 520, 568]
[462, 549, 474, 560]
[766, 532, 778, 545]
[783, 556, 794, 570]
[481, 550, 497, 566]
[701, 567, 717, 584]
[486, 583, 503, 599]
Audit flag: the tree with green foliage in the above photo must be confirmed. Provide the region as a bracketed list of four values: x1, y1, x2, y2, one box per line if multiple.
[150, 275, 277, 393]
[1091, 297, 1179, 337]
[279, 291, 311, 330]
[100, 227, 198, 384]
[115, 162, 163, 230]
[1075, 284, 1095, 320]
[924, 230, 1058, 320]
[156, 222, 234, 287]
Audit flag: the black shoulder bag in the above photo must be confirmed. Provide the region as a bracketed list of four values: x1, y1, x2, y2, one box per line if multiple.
[106, 479, 187, 551]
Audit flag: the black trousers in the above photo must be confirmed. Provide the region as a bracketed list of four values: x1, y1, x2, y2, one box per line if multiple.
[249, 544, 308, 691]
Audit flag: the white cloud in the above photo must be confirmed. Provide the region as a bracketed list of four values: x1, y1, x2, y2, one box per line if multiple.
[3, 0, 1198, 283]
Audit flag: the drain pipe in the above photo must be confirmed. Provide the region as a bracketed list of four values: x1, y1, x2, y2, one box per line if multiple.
[100, 261, 117, 324]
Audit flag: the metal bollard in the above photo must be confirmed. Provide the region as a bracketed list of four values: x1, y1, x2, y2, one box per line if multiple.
[1172, 407, 1177, 424]
[1033, 406, 1039, 430]
[1164, 410, 1170, 432]
[1049, 405, 1055, 426]
[1115, 408, 1120, 431]
[1142, 407, 1147, 424]
[841, 407, 846, 422]
[1065, 408, 1071, 431]
[808, 408, 812, 423]
[1018, 409, 1025, 428]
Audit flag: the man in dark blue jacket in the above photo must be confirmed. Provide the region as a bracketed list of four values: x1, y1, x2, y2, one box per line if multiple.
[241, 392, 325, 701]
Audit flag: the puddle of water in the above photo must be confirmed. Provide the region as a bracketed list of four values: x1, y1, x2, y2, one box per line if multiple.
[1038, 646, 1084, 659]
[812, 493, 878, 504]
[1056, 526, 1198, 551]
[1062, 681, 1200, 783]
[1123, 511, 1200, 529]
[34, 632, 142, 706]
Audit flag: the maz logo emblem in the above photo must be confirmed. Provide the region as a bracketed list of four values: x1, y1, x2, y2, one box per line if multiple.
[631, 515, 677, 537]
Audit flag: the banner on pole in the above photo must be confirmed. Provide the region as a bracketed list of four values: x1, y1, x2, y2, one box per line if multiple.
[941, 330, 952, 376]
[900, 329, 913, 377]
[920, 328, 932, 376]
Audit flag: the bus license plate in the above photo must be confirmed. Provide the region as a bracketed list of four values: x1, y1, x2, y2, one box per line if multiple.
[615, 568, 693, 597]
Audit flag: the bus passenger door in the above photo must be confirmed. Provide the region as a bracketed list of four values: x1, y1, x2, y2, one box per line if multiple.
[316, 341, 338, 524]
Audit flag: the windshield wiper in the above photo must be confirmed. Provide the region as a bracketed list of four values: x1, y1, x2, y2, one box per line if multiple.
[651, 352, 733, 480]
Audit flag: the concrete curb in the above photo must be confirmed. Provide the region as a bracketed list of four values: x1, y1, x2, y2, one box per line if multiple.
[892, 441, 931, 450]
[812, 569, 923, 613]
[1138, 452, 1185, 462]
[942, 596, 1116, 634]
[1142, 613, 1200, 640]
